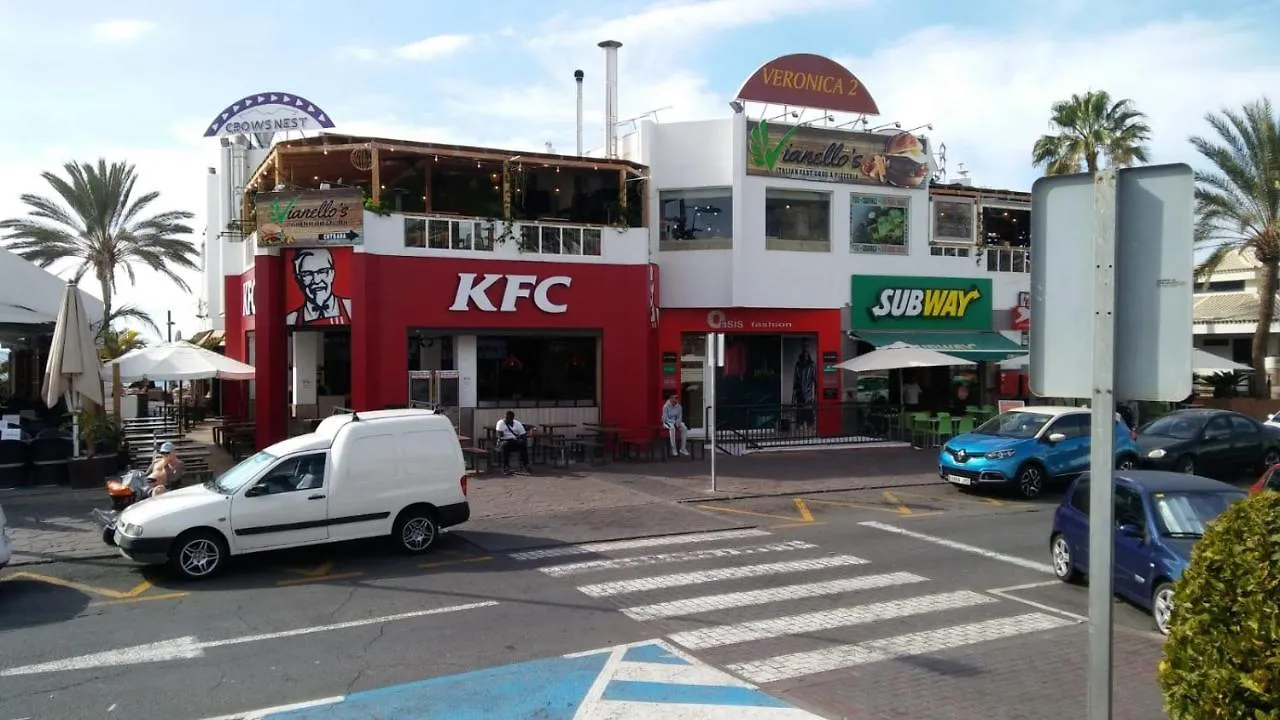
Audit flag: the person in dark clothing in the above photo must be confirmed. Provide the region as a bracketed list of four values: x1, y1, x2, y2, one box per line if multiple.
[495, 411, 532, 474]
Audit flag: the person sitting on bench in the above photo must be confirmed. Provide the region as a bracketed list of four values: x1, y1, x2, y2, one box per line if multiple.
[495, 411, 532, 474]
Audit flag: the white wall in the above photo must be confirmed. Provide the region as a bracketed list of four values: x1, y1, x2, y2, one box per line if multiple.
[200, 142, 271, 328]
[644, 116, 1030, 314]
[202, 167, 224, 331]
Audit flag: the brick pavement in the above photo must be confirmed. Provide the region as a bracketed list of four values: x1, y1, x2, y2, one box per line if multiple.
[1, 442, 942, 567]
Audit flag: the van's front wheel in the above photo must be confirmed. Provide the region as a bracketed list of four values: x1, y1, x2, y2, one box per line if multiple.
[393, 508, 438, 554]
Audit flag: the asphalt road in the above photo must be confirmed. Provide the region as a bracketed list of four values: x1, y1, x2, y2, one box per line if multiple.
[1, 475, 1230, 719]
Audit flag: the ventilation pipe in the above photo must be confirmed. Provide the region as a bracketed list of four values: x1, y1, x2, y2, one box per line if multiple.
[598, 40, 622, 158]
[574, 69, 585, 156]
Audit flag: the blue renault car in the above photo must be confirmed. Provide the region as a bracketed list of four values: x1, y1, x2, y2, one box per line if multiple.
[1049, 470, 1245, 634]
[938, 406, 1139, 499]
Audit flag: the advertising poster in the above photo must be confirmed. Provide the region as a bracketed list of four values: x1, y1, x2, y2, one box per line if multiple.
[283, 246, 354, 326]
[850, 193, 910, 255]
[782, 335, 820, 429]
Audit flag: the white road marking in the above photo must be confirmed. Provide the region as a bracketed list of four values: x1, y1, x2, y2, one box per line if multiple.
[577, 555, 869, 597]
[621, 572, 929, 621]
[200, 696, 345, 720]
[572, 644, 629, 720]
[589, 701, 820, 719]
[728, 612, 1076, 684]
[0, 601, 499, 677]
[987, 586, 1089, 623]
[859, 521, 1055, 574]
[541, 541, 816, 577]
[611, 659, 751, 686]
[668, 591, 998, 649]
[508, 529, 771, 561]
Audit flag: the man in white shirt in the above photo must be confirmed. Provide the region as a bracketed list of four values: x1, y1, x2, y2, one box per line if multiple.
[495, 411, 532, 474]
[902, 377, 922, 409]
[662, 395, 689, 456]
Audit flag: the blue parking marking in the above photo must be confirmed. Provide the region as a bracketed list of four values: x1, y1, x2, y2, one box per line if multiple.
[234, 640, 820, 719]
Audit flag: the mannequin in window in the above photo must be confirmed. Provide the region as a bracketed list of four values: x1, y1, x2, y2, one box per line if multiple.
[792, 341, 817, 432]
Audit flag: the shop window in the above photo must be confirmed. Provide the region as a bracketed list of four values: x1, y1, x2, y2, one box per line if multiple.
[980, 204, 1030, 248]
[765, 189, 830, 251]
[476, 335, 598, 408]
[849, 193, 910, 255]
[930, 245, 971, 258]
[518, 225, 602, 256]
[932, 198, 975, 246]
[403, 217, 494, 252]
[659, 188, 733, 251]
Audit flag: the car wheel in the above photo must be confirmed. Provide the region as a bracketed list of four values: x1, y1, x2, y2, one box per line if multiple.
[1116, 454, 1137, 471]
[169, 529, 227, 581]
[1050, 533, 1082, 583]
[1176, 455, 1196, 474]
[1015, 464, 1045, 499]
[1152, 582, 1175, 635]
[393, 507, 439, 554]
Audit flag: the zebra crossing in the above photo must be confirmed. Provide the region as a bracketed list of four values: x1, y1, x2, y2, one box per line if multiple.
[509, 528, 1080, 685]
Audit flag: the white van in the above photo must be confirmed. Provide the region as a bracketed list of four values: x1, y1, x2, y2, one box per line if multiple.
[111, 409, 470, 580]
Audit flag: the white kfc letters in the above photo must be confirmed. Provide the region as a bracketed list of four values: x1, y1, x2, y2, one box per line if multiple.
[449, 273, 572, 313]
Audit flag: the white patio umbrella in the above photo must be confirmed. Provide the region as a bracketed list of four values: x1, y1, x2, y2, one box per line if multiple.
[42, 282, 104, 456]
[836, 341, 976, 373]
[101, 340, 255, 383]
[1192, 348, 1252, 373]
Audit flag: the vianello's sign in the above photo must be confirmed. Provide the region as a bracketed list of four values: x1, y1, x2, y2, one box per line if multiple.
[850, 275, 993, 331]
[449, 273, 572, 314]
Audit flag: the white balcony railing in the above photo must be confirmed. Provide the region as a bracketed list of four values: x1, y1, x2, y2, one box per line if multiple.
[403, 215, 607, 257]
[984, 246, 1030, 273]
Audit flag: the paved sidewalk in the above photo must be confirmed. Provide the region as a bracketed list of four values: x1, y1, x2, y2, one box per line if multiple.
[1, 445, 942, 567]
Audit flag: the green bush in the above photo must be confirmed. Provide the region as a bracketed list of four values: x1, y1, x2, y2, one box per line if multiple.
[1159, 491, 1280, 719]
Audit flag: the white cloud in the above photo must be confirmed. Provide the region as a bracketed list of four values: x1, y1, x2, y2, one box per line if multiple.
[89, 19, 156, 43]
[838, 19, 1280, 190]
[392, 34, 473, 61]
[337, 46, 380, 62]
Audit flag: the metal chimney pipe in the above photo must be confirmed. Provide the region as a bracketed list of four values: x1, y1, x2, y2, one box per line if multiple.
[574, 69, 585, 156]
[598, 40, 622, 158]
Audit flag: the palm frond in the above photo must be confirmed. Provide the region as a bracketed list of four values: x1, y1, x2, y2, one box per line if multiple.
[1032, 90, 1151, 175]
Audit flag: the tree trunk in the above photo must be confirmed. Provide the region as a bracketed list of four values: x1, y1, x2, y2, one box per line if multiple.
[97, 270, 113, 336]
[1252, 261, 1279, 398]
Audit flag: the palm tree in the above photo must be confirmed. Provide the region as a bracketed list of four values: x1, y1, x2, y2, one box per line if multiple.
[1190, 98, 1280, 399]
[100, 327, 147, 361]
[1032, 91, 1153, 175]
[0, 159, 199, 329]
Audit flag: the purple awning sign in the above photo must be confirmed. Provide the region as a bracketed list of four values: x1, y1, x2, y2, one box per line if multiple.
[203, 92, 336, 137]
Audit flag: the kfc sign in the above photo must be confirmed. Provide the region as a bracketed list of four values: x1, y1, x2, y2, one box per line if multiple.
[449, 273, 572, 314]
[1012, 291, 1030, 331]
[243, 279, 256, 316]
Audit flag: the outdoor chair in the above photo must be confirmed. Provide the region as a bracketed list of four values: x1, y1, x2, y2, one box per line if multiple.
[955, 415, 976, 435]
[934, 413, 954, 446]
[28, 436, 72, 486]
[0, 439, 28, 488]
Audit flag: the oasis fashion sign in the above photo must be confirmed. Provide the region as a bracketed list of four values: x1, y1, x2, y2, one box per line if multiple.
[449, 273, 572, 314]
[850, 275, 993, 331]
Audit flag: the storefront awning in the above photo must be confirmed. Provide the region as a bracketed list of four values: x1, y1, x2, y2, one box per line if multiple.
[853, 330, 1027, 362]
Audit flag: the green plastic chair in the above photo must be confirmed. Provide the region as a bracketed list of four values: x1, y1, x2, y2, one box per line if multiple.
[934, 413, 953, 446]
[955, 415, 975, 435]
[909, 412, 931, 446]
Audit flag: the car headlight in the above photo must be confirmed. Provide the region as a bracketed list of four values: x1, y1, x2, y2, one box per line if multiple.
[119, 522, 144, 537]
[1147, 449, 1166, 459]
[986, 449, 1017, 459]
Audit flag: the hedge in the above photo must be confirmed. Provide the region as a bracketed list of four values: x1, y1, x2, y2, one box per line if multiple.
[1159, 491, 1280, 719]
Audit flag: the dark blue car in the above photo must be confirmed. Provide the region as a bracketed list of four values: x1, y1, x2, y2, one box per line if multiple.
[1049, 470, 1245, 634]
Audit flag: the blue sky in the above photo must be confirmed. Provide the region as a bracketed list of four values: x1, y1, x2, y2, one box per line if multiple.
[1, 0, 1279, 337]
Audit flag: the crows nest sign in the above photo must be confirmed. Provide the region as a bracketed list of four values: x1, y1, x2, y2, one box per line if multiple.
[449, 273, 572, 314]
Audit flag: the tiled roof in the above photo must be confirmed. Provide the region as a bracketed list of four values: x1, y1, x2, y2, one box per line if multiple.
[1194, 292, 1280, 323]
[1211, 248, 1261, 272]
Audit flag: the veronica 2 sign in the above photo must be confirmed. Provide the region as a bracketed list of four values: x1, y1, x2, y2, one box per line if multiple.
[449, 273, 572, 314]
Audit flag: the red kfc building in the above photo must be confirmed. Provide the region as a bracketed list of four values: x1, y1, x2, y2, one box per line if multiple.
[221, 136, 655, 449]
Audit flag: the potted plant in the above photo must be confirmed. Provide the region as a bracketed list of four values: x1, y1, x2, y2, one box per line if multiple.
[67, 409, 121, 488]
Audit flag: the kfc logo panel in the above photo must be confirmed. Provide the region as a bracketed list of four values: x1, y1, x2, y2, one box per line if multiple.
[284, 247, 354, 326]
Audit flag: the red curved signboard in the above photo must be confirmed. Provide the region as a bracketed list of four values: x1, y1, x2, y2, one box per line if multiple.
[736, 54, 880, 116]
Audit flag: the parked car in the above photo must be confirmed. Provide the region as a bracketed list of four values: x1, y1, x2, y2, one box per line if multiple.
[1049, 470, 1246, 634]
[1264, 410, 1280, 431]
[938, 406, 1139, 499]
[0, 502, 10, 570]
[1135, 408, 1280, 475]
[109, 409, 471, 580]
[1250, 464, 1280, 494]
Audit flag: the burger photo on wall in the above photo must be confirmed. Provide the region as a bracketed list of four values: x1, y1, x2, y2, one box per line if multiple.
[882, 132, 930, 189]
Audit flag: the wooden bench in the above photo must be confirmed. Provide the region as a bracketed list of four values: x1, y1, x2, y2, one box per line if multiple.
[461, 446, 492, 473]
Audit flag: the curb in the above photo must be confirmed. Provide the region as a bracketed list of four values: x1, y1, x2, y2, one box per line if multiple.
[8, 551, 121, 567]
[673, 477, 947, 504]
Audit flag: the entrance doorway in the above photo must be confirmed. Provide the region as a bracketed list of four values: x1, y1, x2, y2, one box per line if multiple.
[407, 333, 459, 425]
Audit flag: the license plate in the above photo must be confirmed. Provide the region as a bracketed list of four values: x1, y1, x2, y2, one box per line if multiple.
[947, 474, 972, 486]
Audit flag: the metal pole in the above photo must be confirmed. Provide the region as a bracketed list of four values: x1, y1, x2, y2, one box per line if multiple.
[707, 332, 720, 493]
[1087, 167, 1118, 720]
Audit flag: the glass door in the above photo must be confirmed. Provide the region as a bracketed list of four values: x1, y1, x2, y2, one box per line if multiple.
[679, 333, 706, 430]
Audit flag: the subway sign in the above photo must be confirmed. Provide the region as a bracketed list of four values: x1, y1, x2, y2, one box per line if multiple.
[851, 275, 992, 331]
